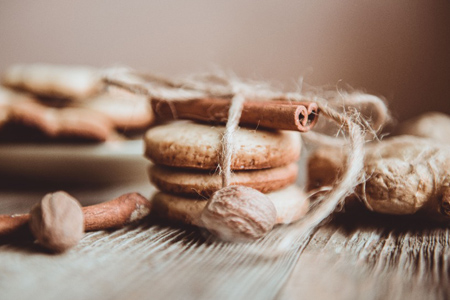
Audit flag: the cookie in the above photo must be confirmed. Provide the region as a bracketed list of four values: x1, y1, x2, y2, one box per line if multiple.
[10, 98, 115, 141]
[0, 85, 156, 141]
[1, 88, 115, 141]
[0, 108, 8, 128]
[76, 87, 154, 130]
[0, 88, 13, 127]
[151, 185, 310, 226]
[149, 163, 299, 197]
[144, 121, 301, 170]
[2, 64, 102, 100]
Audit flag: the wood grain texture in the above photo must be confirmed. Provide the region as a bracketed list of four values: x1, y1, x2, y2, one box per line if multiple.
[279, 213, 450, 300]
[1, 180, 449, 300]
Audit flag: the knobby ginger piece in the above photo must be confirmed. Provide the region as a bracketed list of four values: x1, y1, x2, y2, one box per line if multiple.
[396, 112, 450, 144]
[307, 135, 450, 221]
[363, 136, 449, 219]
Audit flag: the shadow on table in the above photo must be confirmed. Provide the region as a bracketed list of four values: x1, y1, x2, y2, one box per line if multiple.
[328, 209, 448, 236]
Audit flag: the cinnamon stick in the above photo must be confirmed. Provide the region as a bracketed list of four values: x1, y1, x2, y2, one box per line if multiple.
[151, 98, 319, 132]
[82, 193, 151, 231]
[0, 214, 30, 236]
[0, 193, 151, 237]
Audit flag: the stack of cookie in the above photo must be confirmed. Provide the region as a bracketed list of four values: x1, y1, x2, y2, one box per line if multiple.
[145, 120, 310, 229]
[0, 63, 153, 141]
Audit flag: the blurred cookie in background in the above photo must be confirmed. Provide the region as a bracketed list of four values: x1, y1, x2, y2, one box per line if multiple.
[2, 63, 103, 100]
[0, 64, 154, 142]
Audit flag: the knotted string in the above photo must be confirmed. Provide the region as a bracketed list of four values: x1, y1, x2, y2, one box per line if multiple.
[103, 69, 387, 236]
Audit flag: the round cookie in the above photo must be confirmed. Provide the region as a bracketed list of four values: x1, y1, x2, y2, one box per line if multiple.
[151, 185, 310, 227]
[149, 163, 299, 197]
[144, 121, 301, 170]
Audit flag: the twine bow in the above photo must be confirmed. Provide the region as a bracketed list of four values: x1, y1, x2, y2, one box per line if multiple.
[103, 68, 387, 236]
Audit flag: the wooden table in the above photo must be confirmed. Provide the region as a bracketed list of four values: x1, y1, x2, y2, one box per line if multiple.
[1, 175, 449, 300]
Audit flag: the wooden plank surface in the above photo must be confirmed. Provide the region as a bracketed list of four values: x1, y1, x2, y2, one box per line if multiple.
[279, 213, 450, 300]
[1, 179, 449, 300]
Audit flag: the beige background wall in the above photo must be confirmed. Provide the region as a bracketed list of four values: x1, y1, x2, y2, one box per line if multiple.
[0, 0, 449, 121]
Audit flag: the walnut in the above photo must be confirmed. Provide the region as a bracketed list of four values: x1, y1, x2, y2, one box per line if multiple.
[200, 186, 277, 242]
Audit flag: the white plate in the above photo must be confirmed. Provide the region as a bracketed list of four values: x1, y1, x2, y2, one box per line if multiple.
[0, 140, 150, 183]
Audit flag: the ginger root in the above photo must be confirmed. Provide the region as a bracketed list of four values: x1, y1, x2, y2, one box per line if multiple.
[396, 112, 450, 144]
[307, 135, 450, 221]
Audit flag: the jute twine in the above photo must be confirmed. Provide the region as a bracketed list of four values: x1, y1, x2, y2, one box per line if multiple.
[103, 69, 388, 238]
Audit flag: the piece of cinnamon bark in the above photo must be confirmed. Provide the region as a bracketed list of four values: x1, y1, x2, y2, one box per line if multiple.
[151, 98, 319, 132]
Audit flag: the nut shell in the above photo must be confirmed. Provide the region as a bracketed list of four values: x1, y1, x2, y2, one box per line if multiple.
[200, 186, 277, 242]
